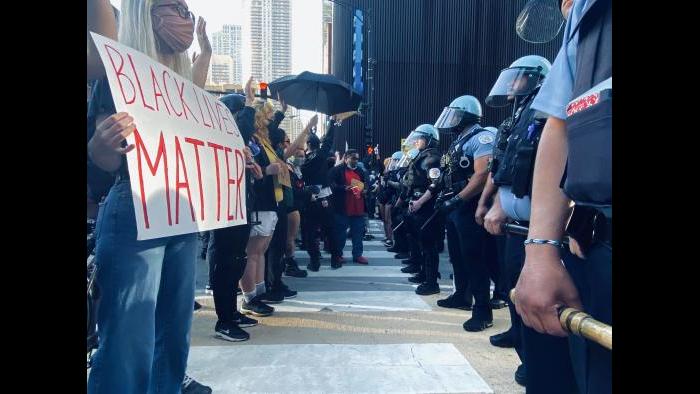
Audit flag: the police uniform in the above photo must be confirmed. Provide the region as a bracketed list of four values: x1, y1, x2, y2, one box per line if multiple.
[404, 145, 443, 293]
[529, 0, 612, 392]
[437, 125, 496, 327]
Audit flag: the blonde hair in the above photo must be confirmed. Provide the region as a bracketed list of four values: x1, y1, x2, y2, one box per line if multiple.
[253, 99, 275, 141]
[118, 0, 192, 80]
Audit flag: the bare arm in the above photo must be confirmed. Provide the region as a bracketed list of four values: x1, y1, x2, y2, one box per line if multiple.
[87, 0, 118, 81]
[191, 17, 212, 88]
[284, 115, 318, 160]
[475, 172, 499, 226]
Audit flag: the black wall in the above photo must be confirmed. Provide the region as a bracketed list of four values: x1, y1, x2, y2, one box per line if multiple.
[331, 0, 562, 156]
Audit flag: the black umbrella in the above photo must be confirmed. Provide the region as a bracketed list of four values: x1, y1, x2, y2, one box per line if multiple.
[268, 71, 363, 115]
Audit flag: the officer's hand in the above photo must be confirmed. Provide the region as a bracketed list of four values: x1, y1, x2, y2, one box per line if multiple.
[321, 200, 329, 208]
[484, 204, 507, 235]
[514, 248, 583, 337]
[438, 196, 462, 214]
[475, 202, 489, 226]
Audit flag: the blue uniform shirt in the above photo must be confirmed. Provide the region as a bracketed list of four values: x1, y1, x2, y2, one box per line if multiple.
[531, 0, 589, 120]
[461, 124, 495, 159]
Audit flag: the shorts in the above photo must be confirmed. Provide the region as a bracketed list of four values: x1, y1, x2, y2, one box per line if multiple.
[249, 211, 278, 237]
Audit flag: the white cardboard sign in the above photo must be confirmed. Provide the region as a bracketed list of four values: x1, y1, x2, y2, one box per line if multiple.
[91, 33, 247, 240]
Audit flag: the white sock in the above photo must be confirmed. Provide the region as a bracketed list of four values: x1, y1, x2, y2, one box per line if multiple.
[256, 282, 266, 296]
[243, 289, 257, 303]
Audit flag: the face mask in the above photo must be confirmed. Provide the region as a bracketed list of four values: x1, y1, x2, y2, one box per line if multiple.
[292, 157, 305, 166]
[152, 1, 195, 54]
[347, 163, 358, 170]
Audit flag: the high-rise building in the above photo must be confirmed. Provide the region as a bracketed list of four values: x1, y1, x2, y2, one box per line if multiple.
[250, 0, 297, 139]
[249, 0, 292, 82]
[212, 24, 243, 85]
[207, 54, 235, 85]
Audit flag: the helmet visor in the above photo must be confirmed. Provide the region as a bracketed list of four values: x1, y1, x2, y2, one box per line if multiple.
[486, 68, 542, 107]
[516, 0, 565, 44]
[434, 107, 466, 130]
[404, 131, 429, 148]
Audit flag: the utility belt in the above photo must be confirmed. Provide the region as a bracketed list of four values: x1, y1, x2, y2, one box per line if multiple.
[566, 204, 612, 252]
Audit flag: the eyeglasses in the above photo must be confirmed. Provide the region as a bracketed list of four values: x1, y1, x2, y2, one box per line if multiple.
[154, 2, 195, 23]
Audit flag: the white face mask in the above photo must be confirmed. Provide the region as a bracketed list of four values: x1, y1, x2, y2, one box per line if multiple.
[347, 163, 357, 170]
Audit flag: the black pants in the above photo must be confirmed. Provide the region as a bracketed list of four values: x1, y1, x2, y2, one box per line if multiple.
[445, 212, 473, 304]
[207, 224, 250, 323]
[265, 206, 289, 290]
[564, 242, 612, 394]
[392, 208, 410, 254]
[407, 204, 441, 284]
[506, 232, 578, 394]
[488, 234, 508, 301]
[448, 199, 491, 315]
[302, 199, 337, 261]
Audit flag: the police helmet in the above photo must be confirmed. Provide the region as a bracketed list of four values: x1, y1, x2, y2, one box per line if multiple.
[391, 151, 403, 160]
[486, 55, 552, 107]
[434, 95, 483, 132]
[404, 124, 440, 149]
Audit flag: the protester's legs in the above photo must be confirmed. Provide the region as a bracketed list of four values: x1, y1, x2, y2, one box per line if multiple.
[149, 233, 197, 394]
[286, 210, 300, 258]
[266, 207, 288, 290]
[349, 215, 364, 258]
[303, 202, 322, 261]
[209, 224, 250, 322]
[334, 213, 350, 256]
[88, 181, 169, 394]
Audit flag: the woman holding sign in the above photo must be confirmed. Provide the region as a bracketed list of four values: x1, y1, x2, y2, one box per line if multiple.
[86, 1, 213, 393]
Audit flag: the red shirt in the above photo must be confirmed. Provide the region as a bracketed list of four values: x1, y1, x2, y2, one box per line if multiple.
[344, 168, 365, 216]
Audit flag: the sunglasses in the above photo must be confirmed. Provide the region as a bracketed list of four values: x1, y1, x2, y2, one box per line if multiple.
[154, 2, 195, 23]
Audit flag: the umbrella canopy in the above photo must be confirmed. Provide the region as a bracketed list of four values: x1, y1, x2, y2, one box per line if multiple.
[268, 71, 363, 115]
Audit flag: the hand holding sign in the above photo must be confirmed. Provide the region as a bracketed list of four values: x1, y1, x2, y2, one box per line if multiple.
[88, 112, 136, 172]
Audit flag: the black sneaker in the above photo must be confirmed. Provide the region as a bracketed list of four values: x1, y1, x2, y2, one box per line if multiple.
[233, 311, 258, 328]
[463, 316, 494, 332]
[259, 290, 284, 304]
[307, 260, 321, 272]
[386, 246, 399, 253]
[401, 264, 421, 274]
[401, 258, 420, 265]
[384, 239, 394, 248]
[330, 257, 342, 269]
[279, 283, 298, 299]
[394, 253, 410, 259]
[241, 298, 274, 317]
[408, 273, 425, 283]
[489, 330, 516, 348]
[215, 320, 250, 342]
[514, 364, 527, 387]
[284, 258, 308, 278]
[437, 294, 473, 310]
[182, 375, 212, 394]
[236, 287, 242, 295]
[194, 301, 202, 311]
[363, 234, 375, 240]
[415, 282, 440, 295]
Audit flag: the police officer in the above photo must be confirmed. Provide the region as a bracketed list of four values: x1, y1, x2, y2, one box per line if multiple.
[514, 1, 611, 393]
[477, 55, 582, 390]
[402, 125, 443, 295]
[389, 149, 419, 263]
[432, 95, 496, 331]
[378, 151, 404, 248]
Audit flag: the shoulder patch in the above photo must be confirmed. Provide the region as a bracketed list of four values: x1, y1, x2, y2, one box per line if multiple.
[478, 134, 494, 144]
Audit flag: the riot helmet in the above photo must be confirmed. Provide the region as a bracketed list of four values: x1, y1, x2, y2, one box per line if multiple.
[434, 95, 483, 132]
[397, 148, 419, 168]
[486, 55, 551, 108]
[404, 124, 440, 150]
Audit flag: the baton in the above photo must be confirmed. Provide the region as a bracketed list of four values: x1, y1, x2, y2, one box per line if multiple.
[392, 219, 405, 233]
[420, 210, 440, 231]
[509, 289, 612, 350]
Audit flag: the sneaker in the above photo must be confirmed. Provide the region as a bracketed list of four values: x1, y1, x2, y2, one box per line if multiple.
[401, 264, 421, 274]
[386, 246, 400, 253]
[215, 320, 250, 342]
[241, 297, 274, 317]
[437, 294, 473, 311]
[463, 316, 494, 332]
[394, 253, 410, 259]
[353, 256, 369, 265]
[182, 375, 212, 394]
[279, 283, 298, 299]
[383, 239, 395, 248]
[194, 301, 202, 311]
[284, 258, 308, 278]
[514, 364, 527, 387]
[415, 282, 440, 295]
[205, 284, 213, 294]
[307, 260, 321, 272]
[489, 330, 516, 348]
[401, 258, 420, 265]
[259, 290, 284, 304]
[233, 311, 258, 328]
[236, 287, 242, 295]
[363, 234, 375, 241]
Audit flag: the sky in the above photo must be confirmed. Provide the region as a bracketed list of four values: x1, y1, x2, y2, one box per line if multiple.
[110, 0, 324, 123]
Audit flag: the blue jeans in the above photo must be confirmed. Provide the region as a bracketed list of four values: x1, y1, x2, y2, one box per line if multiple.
[88, 180, 197, 394]
[334, 213, 365, 258]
